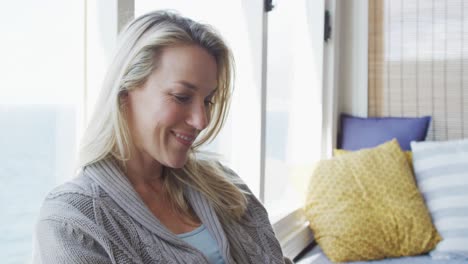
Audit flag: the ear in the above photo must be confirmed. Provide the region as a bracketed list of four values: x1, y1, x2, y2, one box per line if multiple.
[119, 91, 130, 109]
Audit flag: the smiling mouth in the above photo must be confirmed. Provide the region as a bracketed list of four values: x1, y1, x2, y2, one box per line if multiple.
[172, 132, 195, 146]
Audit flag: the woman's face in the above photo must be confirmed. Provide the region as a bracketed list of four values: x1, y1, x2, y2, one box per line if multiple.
[126, 44, 218, 168]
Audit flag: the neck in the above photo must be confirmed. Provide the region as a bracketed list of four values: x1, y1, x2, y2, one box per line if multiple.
[124, 148, 164, 191]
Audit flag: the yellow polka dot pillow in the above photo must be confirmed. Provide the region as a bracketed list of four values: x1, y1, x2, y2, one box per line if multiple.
[304, 139, 441, 262]
[333, 148, 413, 167]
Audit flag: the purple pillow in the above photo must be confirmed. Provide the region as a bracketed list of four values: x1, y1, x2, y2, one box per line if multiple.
[338, 114, 431, 151]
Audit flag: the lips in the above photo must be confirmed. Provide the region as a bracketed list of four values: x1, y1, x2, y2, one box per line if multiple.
[172, 131, 196, 146]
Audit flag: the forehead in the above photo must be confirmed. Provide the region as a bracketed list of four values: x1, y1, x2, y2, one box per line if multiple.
[154, 44, 218, 91]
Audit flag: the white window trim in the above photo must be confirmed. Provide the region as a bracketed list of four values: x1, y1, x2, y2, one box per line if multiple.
[337, 0, 369, 117]
[322, 0, 340, 158]
[258, 0, 269, 205]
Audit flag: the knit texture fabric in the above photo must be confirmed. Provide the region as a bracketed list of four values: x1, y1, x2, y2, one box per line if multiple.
[32, 158, 288, 264]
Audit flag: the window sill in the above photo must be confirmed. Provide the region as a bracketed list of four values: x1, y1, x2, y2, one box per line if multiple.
[272, 207, 315, 260]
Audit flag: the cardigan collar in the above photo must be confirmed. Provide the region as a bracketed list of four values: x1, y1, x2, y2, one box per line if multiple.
[84, 158, 235, 263]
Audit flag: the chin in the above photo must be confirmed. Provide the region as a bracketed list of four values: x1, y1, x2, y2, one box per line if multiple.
[166, 157, 189, 169]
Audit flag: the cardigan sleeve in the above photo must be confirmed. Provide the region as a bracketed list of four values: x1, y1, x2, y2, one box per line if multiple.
[32, 219, 112, 264]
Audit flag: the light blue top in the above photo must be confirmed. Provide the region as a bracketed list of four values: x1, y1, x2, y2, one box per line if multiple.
[177, 224, 225, 264]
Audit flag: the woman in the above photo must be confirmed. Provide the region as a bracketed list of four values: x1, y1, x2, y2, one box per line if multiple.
[33, 10, 291, 264]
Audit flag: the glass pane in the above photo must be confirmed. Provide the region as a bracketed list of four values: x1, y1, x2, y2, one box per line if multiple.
[0, 1, 84, 262]
[135, 1, 264, 195]
[264, 0, 324, 220]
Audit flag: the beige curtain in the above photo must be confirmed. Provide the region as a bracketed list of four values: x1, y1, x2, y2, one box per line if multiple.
[368, 0, 468, 140]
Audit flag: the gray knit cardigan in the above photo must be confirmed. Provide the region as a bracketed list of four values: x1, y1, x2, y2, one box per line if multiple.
[32, 158, 291, 264]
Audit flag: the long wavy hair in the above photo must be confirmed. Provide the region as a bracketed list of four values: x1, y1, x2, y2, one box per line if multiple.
[78, 10, 247, 223]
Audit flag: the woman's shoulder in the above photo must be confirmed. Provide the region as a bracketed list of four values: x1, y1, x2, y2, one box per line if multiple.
[33, 173, 118, 263]
[44, 172, 97, 201]
[38, 172, 100, 222]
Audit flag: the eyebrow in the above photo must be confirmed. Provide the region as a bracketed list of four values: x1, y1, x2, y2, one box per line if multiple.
[176, 80, 218, 95]
[177, 80, 198, 91]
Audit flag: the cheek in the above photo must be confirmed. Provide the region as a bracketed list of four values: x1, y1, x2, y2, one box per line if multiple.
[152, 104, 186, 145]
[159, 102, 186, 125]
[129, 94, 186, 140]
[128, 100, 161, 142]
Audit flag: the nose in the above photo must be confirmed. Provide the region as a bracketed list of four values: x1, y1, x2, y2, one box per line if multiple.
[186, 101, 209, 131]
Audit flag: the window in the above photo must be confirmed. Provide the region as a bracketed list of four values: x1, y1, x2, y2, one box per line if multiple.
[0, 1, 84, 262]
[264, 0, 325, 222]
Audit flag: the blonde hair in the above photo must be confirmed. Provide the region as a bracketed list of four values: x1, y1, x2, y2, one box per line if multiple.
[78, 10, 247, 222]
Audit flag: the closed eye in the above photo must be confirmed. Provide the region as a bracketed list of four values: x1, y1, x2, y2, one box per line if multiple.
[173, 93, 214, 107]
[173, 94, 191, 104]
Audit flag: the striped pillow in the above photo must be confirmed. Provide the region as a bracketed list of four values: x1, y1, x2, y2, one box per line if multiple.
[411, 139, 468, 260]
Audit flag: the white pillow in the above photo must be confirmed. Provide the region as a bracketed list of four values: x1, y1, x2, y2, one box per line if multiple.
[411, 138, 468, 260]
